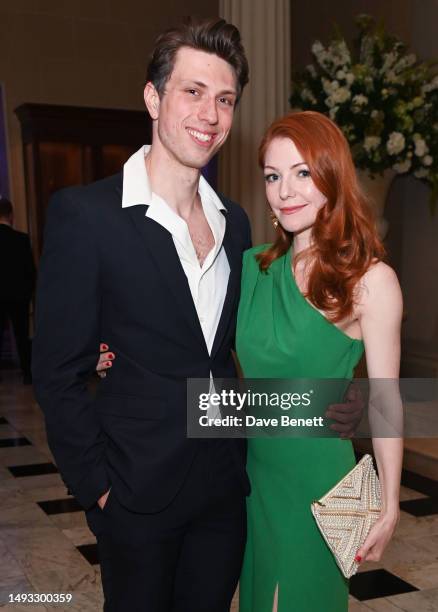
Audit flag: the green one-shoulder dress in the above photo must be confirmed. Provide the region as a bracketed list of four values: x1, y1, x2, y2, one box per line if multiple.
[236, 245, 364, 612]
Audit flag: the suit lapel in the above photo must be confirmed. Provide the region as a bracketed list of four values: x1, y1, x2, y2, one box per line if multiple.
[123, 202, 208, 350]
[115, 175, 241, 358]
[211, 211, 241, 359]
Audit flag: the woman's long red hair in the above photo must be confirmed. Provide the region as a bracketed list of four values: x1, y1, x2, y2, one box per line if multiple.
[257, 111, 385, 323]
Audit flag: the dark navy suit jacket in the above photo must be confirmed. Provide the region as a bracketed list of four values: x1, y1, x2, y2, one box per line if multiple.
[32, 171, 251, 512]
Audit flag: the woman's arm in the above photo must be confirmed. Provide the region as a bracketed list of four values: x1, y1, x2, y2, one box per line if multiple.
[355, 262, 404, 563]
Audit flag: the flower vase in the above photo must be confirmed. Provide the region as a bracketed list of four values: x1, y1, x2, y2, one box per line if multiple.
[356, 169, 396, 240]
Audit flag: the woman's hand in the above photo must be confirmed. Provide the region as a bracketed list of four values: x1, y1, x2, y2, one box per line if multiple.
[97, 343, 115, 378]
[355, 509, 399, 564]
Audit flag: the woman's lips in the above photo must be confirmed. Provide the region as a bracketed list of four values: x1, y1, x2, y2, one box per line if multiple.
[280, 204, 307, 214]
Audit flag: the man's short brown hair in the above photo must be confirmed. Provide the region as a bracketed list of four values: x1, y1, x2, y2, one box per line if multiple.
[146, 17, 249, 103]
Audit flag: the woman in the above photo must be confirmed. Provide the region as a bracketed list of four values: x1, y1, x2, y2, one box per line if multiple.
[98, 111, 403, 612]
[236, 111, 402, 612]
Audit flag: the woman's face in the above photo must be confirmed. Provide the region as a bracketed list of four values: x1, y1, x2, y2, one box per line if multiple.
[263, 137, 327, 235]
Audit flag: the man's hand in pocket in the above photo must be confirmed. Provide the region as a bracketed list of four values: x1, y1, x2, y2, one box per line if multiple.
[98, 489, 111, 510]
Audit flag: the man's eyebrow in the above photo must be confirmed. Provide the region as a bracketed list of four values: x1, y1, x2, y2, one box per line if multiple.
[264, 162, 307, 170]
[181, 80, 237, 96]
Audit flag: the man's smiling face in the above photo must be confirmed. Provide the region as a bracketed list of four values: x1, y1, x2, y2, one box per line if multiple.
[146, 46, 237, 170]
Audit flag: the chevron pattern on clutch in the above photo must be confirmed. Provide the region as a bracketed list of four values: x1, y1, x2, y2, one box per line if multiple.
[311, 454, 382, 578]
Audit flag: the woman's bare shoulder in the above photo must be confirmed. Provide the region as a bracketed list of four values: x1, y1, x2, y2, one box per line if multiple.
[355, 261, 402, 313]
[364, 260, 399, 286]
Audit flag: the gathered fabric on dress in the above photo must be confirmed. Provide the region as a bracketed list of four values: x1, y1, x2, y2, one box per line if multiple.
[236, 244, 364, 612]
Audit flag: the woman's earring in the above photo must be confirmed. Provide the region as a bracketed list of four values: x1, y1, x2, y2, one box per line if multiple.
[271, 215, 279, 229]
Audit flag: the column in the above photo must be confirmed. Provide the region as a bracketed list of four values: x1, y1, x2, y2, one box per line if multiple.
[219, 0, 291, 244]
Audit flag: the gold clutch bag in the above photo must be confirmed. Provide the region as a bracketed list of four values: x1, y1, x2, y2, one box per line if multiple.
[310, 454, 382, 578]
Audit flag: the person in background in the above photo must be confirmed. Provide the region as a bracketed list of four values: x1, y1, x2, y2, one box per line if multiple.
[0, 197, 35, 384]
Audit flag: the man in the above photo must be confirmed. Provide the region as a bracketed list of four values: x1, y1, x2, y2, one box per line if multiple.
[33, 17, 360, 612]
[0, 197, 35, 384]
[33, 18, 250, 612]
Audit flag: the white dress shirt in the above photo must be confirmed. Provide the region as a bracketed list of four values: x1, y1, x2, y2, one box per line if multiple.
[121, 145, 230, 355]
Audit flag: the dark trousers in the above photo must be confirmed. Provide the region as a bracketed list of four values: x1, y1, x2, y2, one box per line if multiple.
[0, 299, 32, 375]
[86, 440, 247, 612]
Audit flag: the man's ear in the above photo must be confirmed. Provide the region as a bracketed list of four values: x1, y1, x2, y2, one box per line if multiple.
[144, 82, 160, 120]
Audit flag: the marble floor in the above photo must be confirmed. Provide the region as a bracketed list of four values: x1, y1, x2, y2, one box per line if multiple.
[1, 370, 438, 611]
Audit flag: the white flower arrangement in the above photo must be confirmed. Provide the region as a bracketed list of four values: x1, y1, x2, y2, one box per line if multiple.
[290, 15, 438, 211]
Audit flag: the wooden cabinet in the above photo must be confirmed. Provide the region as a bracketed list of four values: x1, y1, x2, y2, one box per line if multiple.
[15, 103, 151, 260]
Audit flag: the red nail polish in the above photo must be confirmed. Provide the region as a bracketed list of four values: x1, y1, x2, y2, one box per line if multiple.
[108, 353, 114, 359]
[355, 555, 362, 563]
[106, 362, 112, 367]
[101, 344, 108, 350]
